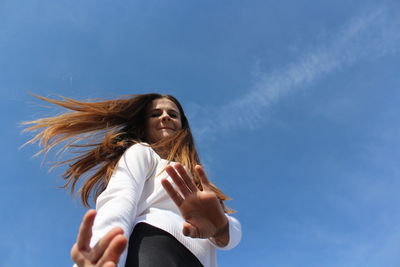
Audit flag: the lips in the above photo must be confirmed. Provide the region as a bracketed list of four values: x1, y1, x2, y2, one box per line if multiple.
[159, 127, 175, 131]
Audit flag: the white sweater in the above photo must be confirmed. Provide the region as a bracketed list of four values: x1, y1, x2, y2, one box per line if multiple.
[86, 143, 241, 267]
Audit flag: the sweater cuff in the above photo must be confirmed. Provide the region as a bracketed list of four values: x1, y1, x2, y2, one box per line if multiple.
[211, 215, 242, 250]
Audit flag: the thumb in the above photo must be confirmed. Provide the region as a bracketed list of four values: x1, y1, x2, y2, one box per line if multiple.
[182, 222, 199, 238]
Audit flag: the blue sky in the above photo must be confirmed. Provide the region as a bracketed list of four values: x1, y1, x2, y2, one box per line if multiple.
[1, 1, 400, 266]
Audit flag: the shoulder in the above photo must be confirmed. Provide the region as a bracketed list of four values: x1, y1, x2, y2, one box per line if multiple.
[122, 142, 159, 168]
[124, 142, 156, 158]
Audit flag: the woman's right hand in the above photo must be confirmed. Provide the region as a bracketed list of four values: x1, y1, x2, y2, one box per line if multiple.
[71, 210, 128, 267]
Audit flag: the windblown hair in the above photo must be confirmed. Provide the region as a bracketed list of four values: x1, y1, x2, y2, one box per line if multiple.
[24, 93, 232, 212]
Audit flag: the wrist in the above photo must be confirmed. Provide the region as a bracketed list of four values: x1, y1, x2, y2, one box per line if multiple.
[213, 218, 229, 239]
[209, 217, 229, 247]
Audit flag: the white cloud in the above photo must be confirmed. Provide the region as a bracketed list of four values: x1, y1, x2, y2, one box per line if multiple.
[192, 5, 400, 140]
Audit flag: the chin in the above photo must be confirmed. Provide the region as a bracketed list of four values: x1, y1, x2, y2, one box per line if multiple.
[162, 133, 173, 138]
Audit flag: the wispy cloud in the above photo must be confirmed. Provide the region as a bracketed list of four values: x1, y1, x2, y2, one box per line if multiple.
[192, 5, 400, 140]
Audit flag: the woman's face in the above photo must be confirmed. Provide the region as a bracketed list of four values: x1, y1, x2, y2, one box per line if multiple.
[145, 98, 182, 143]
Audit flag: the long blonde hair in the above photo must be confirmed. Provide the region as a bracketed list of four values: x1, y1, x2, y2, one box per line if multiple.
[24, 93, 232, 212]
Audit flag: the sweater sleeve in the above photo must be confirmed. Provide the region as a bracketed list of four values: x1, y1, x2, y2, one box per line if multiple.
[210, 214, 242, 251]
[89, 143, 156, 265]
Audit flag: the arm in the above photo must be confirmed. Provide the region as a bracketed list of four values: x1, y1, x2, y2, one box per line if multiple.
[161, 163, 242, 249]
[72, 144, 155, 267]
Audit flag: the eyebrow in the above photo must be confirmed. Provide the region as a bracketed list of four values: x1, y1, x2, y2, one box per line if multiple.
[150, 108, 179, 113]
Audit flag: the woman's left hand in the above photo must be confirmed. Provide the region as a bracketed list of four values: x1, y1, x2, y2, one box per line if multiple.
[161, 163, 229, 246]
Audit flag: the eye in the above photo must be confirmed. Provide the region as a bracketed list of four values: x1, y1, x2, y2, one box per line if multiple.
[150, 112, 161, 118]
[168, 112, 179, 118]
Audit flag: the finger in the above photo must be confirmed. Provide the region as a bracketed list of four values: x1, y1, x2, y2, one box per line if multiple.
[174, 163, 198, 193]
[161, 178, 184, 207]
[90, 227, 124, 263]
[165, 165, 192, 197]
[195, 165, 211, 191]
[76, 209, 97, 251]
[70, 243, 85, 264]
[182, 222, 200, 238]
[96, 234, 127, 267]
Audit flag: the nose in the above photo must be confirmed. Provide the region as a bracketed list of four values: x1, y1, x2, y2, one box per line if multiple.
[160, 111, 171, 121]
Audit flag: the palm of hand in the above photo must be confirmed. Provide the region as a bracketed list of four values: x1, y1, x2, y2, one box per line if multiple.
[162, 163, 228, 239]
[179, 190, 224, 238]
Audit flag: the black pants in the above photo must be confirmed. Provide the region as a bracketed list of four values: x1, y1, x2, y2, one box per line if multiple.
[125, 223, 204, 267]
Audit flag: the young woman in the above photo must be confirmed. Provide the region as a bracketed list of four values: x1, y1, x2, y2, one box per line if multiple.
[25, 93, 241, 267]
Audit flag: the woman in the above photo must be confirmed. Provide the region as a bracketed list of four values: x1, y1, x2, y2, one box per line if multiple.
[25, 93, 241, 267]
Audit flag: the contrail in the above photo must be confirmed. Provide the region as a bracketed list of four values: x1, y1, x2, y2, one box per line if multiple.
[191, 5, 400, 141]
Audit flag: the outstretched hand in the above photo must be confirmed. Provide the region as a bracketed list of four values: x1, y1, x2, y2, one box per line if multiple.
[161, 164, 229, 245]
[70, 210, 128, 267]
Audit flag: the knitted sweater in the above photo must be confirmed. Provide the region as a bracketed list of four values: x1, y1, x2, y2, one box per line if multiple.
[87, 143, 241, 267]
